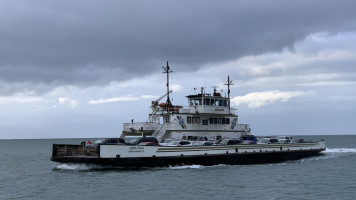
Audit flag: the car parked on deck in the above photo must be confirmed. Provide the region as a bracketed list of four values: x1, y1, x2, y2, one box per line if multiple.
[165, 140, 193, 146]
[291, 138, 305, 143]
[277, 136, 293, 143]
[129, 137, 159, 145]
[257, 138, 280, 144]
[192, 141, 214, 146]
[159, 139, 174, 146]
[94, 138, 126, 146]
[215, 139, 241, 145]
[240, 135, 258, 144]
[137, 142, 160, 146]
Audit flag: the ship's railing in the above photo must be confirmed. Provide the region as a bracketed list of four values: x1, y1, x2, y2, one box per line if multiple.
[123, 122, 159, 132]
[52, 144, 98, 157]
[156, 124, 169, 142]
[152, 123, 170, 142]
[151, 124, 164, 137]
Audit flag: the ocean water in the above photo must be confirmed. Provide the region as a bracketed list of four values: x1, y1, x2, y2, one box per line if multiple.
[0, 135, 355, 200]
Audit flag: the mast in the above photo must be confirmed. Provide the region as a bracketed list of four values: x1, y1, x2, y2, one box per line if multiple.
[224, 75, 234, 113]
[162, 61, 173, 111]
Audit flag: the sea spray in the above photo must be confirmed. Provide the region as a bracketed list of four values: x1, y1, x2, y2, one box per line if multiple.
[53, 163, 101, 171]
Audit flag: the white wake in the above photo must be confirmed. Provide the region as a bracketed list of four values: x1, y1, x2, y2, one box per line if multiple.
[53, 163, 102, 171]
[297, 148, 356, 163]
[168, 164, 204, 169]
[325, 148, 356, 153]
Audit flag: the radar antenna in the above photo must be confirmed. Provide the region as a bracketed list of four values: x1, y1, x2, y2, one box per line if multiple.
[162, 61, 173, 112]
[201, 87, 206, 96]
[224, 75, 234, 113]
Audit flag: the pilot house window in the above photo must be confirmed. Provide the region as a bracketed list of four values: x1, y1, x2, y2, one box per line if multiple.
[187, 116, 201, 124]
[192, 117, 200, 124]
[202, 119, 208, 125]
[204, 99, 210, 105]
[187, 116, 192, 124]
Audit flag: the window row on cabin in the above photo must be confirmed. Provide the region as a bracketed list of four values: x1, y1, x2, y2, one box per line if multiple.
[209, 117, 230, 125]
[187, 116, 200, 124]
[186, 116, 230, 125]
[189, 99, 228, 106]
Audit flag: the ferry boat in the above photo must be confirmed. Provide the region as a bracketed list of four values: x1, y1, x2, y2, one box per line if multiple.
[51, 62, 326, 167]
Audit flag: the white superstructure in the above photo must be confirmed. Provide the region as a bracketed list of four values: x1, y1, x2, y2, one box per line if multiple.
[121, 62, 250, 142]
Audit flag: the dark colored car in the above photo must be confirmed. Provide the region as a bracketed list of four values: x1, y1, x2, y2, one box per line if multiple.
[94, 138, 126, 145]
[129, 137, 159, 145]
[240, 135, 258, 144]
[215, 139, 241, 145]
[269, 138, 280, 144]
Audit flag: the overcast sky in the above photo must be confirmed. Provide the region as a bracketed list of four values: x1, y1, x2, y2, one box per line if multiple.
[1, 0, 356, 139]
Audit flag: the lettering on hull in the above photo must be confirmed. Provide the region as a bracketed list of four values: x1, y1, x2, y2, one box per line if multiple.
[129, 146, 145, 153]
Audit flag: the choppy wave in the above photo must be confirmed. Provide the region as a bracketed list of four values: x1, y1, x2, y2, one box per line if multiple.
[53, 163, 209, 171]
[325, 148, 356, 153]
[168, 164, 204, 169]
[295, 148, 356, 164]
[321, 147, 356, 159]
[53, 163, 106, 171]
[167, 164, 229, 170]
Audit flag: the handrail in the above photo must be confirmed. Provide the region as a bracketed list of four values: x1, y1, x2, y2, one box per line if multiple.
[152, 124, 164, 137]
[155, 123, 169, 142]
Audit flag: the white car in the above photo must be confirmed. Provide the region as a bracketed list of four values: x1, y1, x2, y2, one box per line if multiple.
[276, 136, 293, 143]
[257, 138, 280, 144]
[159, 139, 174, 146]
[192, 141, 214, 146]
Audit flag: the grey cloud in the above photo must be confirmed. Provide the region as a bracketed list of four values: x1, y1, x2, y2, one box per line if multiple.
[1, 0, 356, 94]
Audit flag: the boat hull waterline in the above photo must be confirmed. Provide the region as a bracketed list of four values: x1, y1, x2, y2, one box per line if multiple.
[51, 141, 326, 167]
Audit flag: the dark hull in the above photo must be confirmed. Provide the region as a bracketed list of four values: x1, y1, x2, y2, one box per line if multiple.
[51, 149, 325, 167]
